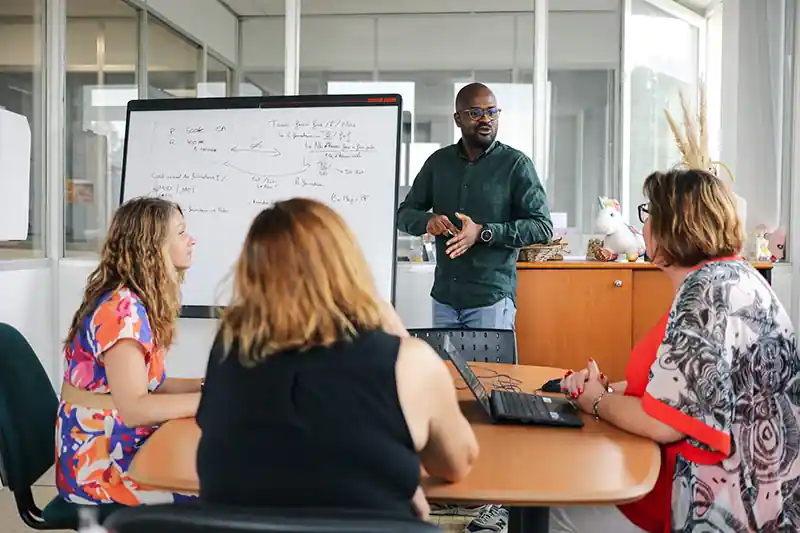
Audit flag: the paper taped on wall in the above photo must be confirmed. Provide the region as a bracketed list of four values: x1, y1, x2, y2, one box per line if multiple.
[0, 108, 32, 241]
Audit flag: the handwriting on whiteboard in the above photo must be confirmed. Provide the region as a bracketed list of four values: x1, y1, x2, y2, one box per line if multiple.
[147, 114, 376, 209]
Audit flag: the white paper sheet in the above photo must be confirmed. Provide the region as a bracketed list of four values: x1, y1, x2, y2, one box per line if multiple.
[0, 108, 32, 241]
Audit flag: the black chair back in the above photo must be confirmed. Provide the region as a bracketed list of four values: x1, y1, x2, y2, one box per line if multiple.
[0, 322, 119, 530]
[0, 323, 59, 492]
[409, 328, 517, 364]
[0, 323, 61, 528]
[104, 503, 441, 532]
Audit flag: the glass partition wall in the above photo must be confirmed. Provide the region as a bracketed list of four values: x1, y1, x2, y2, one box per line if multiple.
[5, 0, 794, 266]
[249, 6, 624, 254]
[59, 0, 211, 256]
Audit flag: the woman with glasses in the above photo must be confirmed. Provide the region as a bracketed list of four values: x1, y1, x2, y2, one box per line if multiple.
[553, 168, 800, 532]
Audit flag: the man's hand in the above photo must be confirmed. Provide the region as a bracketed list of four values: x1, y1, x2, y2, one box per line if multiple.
[446, 212, 482, 259]
[426, 214, 458, 237]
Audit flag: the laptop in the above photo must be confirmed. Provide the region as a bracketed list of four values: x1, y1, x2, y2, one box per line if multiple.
[443, 336, 584, 428]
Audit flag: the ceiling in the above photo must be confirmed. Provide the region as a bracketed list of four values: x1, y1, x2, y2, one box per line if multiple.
[0, 0, 718, 20]
[218, 0, 275, 16]
[218, 0, 717, 17]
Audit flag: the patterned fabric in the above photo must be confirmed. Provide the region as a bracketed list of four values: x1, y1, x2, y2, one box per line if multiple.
[55, 287, 195, 505]
[642, 260, 800, 531]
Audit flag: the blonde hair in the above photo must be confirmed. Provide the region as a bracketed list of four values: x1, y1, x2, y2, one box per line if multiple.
[219, 198, 383, 365]
[643, 169, 743, 267]
[65, 197, 183, 349]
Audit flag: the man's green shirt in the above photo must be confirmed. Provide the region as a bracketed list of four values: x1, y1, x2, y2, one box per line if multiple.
[397, 141, 553, 310]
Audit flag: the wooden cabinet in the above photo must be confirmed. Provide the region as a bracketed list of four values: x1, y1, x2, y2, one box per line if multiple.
[514, 261, 773, 381]
[516, 268, 633, 381]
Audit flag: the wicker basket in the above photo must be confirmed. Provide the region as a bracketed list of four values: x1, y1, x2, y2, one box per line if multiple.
[518, 237, 570, 262]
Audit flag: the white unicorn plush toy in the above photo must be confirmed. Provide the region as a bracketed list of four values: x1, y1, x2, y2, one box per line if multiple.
[594, 197, 645, 262]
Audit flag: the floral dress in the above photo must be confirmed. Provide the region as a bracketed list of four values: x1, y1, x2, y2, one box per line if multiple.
[55, 287, 196, 505]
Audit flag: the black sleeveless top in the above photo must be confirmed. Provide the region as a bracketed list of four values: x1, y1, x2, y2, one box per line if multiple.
[196, 329, 420, 516]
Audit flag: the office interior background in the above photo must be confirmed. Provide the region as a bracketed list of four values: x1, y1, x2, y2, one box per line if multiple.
[0, 0, 798, 388]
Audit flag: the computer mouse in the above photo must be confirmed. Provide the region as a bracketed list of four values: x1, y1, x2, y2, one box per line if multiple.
[541, 378, 563, 393]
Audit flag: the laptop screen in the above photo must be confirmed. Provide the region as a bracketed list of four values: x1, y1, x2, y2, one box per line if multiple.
[443, 336, 492, 416]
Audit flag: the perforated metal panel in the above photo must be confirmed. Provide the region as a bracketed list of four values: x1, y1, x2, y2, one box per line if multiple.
[408, 328, 517, 364]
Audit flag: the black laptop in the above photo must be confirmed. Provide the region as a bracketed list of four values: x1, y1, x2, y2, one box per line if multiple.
[443, 336, 584, 428]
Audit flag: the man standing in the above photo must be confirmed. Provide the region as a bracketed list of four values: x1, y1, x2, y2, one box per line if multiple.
[397, 82, 553, 332]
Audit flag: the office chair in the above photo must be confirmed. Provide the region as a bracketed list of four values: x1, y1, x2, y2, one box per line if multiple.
[104, 503, 441, 532]
[0, 323, 121, 530]
[409, 328, 517, 364]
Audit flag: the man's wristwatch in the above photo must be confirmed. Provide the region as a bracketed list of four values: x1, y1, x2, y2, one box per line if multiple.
[480, 227, 493, 243]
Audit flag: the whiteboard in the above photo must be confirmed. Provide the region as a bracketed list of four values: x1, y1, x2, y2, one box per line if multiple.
[121, 96, 402, 316]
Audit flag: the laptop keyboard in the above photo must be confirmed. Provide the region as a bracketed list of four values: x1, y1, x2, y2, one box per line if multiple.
[494, 390, 552, 421]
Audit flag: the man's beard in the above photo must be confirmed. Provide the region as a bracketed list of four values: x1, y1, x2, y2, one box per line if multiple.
[466, 131, 495, 149]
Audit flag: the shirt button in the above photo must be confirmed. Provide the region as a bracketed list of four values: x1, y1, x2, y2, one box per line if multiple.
[463, 184, 468, 188]
[453, 277, 457, 281]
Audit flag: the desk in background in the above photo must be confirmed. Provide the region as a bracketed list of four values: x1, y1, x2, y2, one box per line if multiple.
[129, 364, 660, 533]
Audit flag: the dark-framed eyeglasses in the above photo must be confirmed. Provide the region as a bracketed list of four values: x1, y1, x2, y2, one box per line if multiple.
[638, 203, 649, 224]
[459, 106, 501, 122]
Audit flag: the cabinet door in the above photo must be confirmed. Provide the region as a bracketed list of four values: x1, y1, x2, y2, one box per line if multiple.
[515, 269, 633, 381]
[631, 270, 675, 346]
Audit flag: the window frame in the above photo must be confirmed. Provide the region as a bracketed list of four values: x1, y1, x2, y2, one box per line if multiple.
[619, 0, 706, 224]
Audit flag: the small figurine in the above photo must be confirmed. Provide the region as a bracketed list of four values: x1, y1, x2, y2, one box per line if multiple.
[751, 225, 786, 262]
[766, 228, 786, 262]
[594, 197, 645, 262]
[756, 234, 771, 262]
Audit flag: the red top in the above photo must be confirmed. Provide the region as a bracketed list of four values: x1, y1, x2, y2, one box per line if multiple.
[616, 257, 739, 533]
[616, 313, 670, 533]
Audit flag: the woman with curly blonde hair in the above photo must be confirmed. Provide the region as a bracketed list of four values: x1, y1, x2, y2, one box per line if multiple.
[55, 196, 199, 506]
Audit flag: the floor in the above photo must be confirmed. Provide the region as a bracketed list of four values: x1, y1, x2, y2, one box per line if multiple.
[0, 469, 471, 532]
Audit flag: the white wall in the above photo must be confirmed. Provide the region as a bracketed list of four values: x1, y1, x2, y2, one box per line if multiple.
[242, 11, 620, 72]
[0, 265, 56, 389]
[143, 0, 238, 64]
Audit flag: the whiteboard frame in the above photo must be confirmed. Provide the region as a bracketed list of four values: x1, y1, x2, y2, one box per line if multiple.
[120, 94, 403, 319]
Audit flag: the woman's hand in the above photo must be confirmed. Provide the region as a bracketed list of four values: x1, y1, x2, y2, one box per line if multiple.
[560, 359, 611, 399]
[576, 360, 610, 414]
[561, 368, 588, 399]
[411, 485, 430, 520]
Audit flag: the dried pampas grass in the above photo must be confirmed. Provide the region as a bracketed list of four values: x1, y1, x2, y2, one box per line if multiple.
[664, 83, 735, 183]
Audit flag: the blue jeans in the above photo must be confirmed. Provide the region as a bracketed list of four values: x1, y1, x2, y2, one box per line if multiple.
[432, 297, 517, 330]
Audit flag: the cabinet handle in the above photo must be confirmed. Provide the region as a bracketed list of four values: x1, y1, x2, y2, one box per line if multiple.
[614, 280, 623, 287]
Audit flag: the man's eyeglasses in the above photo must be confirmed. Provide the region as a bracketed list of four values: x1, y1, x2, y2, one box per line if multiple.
[638, 203, 649, 224]
[459, 106, 501, 121]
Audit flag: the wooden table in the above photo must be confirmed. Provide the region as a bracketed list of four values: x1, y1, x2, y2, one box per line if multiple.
[130, 364, 660, 532]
